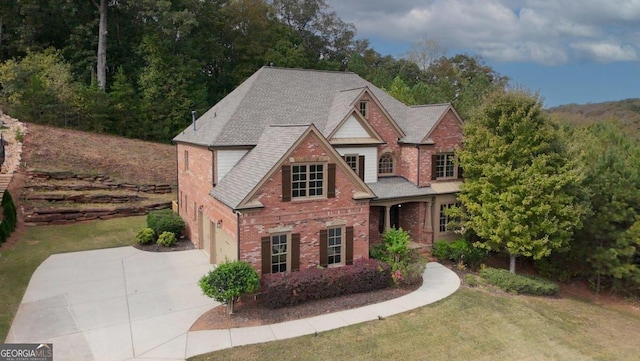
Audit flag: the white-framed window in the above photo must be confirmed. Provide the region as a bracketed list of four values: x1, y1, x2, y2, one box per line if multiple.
[292, 163, 324, 198]
[359, 101, 368, 118]
[327, 227, 343, 266]
[439, 202, 460, 232]
[378, 153, 394, 175]
[436, 153, 456, 179]
[271, 233, 289, 273]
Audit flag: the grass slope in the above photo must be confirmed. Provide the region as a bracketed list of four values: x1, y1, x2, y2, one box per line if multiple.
[190, 288, 640, 361]
[0, 216, 145, 341]
[21, 123, 177, 185]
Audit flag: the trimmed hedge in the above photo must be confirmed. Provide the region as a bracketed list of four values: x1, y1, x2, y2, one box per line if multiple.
[146, 209, 185, 237]
[479, 267, 559, 296]
[260, 259, 392, 309]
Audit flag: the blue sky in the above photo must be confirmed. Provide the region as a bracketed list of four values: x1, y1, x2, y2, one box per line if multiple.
[326, 0, 640, 108]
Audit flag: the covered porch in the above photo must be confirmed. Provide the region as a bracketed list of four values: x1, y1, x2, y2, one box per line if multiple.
[367, 177, 462, 252]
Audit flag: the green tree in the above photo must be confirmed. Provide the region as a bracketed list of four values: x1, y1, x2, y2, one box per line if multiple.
[458, 89, 584, 274]
[0, 49, 77, 126]
[423, 54, 508, 117]
[199, 260, 260, 315]
[387, 76, 416, 105]
[569, 121, 640, 293]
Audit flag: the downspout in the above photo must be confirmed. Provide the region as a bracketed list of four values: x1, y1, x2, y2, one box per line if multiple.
[174, 142, 180, 213]
[235, 210, 242, 260]
[416, 145, 421, 187]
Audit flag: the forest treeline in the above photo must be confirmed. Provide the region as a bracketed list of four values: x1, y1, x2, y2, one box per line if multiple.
[0, 0, 506, 142]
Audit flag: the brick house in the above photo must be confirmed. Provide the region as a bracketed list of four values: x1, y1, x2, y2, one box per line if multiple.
[173, 67, 463, 275]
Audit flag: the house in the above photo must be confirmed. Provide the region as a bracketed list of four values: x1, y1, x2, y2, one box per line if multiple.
[173, 67, 463, 275]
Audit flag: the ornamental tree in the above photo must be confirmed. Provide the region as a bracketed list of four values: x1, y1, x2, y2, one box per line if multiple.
[457, 89, 584, 274]
[199, 260, 260, 315]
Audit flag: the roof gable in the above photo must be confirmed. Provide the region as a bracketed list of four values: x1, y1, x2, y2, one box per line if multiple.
[328, 110, 383, 145]
[211, 124, 375, 210]
[357, 87, 406, 139]
[397, 104, 461, 144]
[420, 106, 464, 144]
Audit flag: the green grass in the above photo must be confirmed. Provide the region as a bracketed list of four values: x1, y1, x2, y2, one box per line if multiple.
[0, 216, 145, 341]
[189, 288, 640, 361]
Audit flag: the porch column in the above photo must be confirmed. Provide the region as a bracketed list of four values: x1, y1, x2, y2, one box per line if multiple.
[384, 205, 391, 230]
[423, 200, 433, 232]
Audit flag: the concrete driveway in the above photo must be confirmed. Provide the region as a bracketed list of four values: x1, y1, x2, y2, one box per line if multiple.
[6, 247, 217, 361]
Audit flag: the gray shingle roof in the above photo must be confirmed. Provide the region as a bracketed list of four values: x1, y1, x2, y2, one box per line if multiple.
[366, 177, 436, 200]
[173, 67, 451, 147]
[210, 124, 309, 209]
[401, 104, 452, 144]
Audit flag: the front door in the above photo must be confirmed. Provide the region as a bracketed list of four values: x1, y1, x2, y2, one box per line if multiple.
[390, 204, 400, 229]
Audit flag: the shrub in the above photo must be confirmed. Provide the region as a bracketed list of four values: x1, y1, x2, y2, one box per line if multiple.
[381, 227, 410, 263]
[135, 227, 156, 244]
[0, 220, 8, 244]
[2, 190, 17, 231]
[157, 231, 176, 247]
[260, 259, 392, 309]
[431, 239, 488, 270]
[146, 209, 185, 237]
[479, 267, 559, 296]
[199, 260, 260, 315]
[431, 240, 450, 261]
[14, 128, 23, 143]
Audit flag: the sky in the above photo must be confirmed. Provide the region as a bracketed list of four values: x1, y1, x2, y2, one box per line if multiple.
[325, 0, 640, 108]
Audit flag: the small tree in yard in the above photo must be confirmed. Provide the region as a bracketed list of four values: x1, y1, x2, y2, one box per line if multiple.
[199, 260, 260, 315]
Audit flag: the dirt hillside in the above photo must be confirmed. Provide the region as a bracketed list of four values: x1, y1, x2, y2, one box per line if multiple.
[21, 123, 177, 185]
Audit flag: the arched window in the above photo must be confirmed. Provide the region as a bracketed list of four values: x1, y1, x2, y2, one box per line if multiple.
[378, 153, 394, 175]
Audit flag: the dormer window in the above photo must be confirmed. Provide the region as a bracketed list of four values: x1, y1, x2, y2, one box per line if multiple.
[359, 101, 368, 118]
[378, 153, 394, 175]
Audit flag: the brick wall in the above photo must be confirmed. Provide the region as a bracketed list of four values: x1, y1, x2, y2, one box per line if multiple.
[238, 132, 370, 275]
[176, 143, 214, 247]
[420, 110, 464, 185]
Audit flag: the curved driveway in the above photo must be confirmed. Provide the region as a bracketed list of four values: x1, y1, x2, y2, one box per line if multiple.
[7, 247, 460, 360]
[6, 247, 216, 361]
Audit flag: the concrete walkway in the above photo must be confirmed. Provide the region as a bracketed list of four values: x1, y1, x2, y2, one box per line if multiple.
[7, 247, 460, 361]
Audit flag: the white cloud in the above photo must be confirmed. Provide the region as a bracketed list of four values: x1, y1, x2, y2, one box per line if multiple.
[571, 41, 638, 62]
[325, 0, 640, 64]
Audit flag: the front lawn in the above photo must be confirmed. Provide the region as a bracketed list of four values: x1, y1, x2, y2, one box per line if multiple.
[0, 216, 145, 340]
[189, 287, 640, 361]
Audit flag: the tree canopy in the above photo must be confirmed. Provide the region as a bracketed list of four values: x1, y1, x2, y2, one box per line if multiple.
[0, 1, 508, 142]
[457, 89, 584, 273]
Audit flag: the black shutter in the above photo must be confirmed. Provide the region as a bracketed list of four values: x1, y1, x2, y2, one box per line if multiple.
[291, 233, 300, 271]
[319, 229, 328, 267]
[431, 154, 438, 180]
[261, 236, 271, 275]
[327, 163, 336, 198]
[345, 226, 354, 265]
[358, 155, 365, 180]
[458, 165, 464, 179]
[282, 165, 291, 202]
